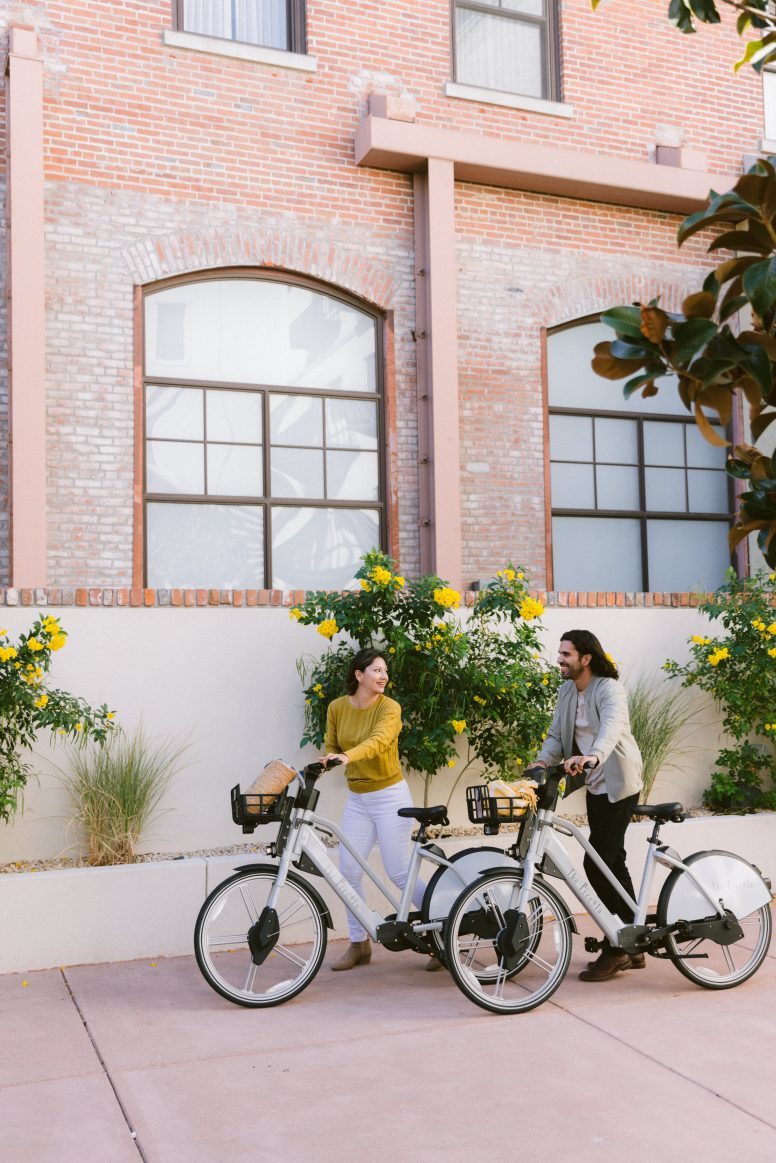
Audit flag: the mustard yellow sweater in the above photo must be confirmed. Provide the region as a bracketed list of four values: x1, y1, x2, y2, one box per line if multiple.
[323, 694, 403, 794]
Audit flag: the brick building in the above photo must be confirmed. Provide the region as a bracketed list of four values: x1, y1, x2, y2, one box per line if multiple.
[1, 1, 766, 597]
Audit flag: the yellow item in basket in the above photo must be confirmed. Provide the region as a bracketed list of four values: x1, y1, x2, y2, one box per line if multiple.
[488, 778, 539, 817]
[244, 759, 298, 814]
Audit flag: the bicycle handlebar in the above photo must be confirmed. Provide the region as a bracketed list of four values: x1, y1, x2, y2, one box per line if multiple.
[300, 756, 343, 782]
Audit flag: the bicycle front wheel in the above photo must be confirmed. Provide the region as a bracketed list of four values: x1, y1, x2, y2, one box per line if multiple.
[657, 851, 772, 990]
[194, 867, 327, 1007]
[444, 870, 572, 1014]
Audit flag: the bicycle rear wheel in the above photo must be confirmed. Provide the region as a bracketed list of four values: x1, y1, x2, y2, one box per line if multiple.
[421, 846, 520, 961]
[444, 870, 572, 1014]
[657, 851, 772, 990]
[194, 866, 327, 1007]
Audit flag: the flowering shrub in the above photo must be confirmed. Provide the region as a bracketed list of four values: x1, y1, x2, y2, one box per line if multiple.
[0, 615, 115, 821]
[664, 570, 776, 811]
[291, 552, 560, 804]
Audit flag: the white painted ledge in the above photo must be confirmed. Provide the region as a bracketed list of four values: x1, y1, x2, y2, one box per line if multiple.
[444, 80, 573, 119]
[162, 29, 317, 72]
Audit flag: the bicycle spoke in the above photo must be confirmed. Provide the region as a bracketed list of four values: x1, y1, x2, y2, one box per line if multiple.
[721, 944, 736, 974]
[274, 943, 308, 969]
[524, 948, 554, 976]
[244, 963, 258, 993]
[207, 932, 248, 948]
[239, 885, 259, 924]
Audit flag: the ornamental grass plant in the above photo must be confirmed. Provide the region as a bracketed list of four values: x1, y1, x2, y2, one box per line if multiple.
[625, 674, 700, 804]
[292, 551, 560, 805]
[65, 727, 184, 866]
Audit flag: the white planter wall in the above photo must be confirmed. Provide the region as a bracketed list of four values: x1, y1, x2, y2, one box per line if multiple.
[0, 604, 729, 865]
[1, 814, 772, 975]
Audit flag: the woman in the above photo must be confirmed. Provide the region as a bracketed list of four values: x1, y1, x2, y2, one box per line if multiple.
[322, 647, 430, 971]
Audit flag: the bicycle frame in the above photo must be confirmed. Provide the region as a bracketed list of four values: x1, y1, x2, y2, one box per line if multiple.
[516, 808, 728, 948]
[263, 799, 480, 941]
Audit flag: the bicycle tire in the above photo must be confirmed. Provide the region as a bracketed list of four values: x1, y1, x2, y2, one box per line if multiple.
[421, 846, 520, 961]
[194, 866, 327, 1008]
[444, 869, 572, 1014]
[656, 850, 772, 990]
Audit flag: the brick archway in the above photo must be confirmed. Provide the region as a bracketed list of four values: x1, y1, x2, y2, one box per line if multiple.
[121, 225, 397, 310]
[533, 272, 696, 332]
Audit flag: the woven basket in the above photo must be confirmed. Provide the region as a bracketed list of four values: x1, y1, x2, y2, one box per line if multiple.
[488, 778, 539, 818]
[243, 759, 298, 815]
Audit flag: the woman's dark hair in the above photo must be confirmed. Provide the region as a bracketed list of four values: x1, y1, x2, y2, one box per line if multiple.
[345, 647, 386, 695]
[560, 630, 619, 679]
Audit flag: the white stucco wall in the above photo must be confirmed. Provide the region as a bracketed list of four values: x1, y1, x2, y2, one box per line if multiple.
[0, 604, 726, 864]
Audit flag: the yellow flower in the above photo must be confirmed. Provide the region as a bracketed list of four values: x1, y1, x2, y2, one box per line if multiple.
[388, 646, 396, 654]
[49, 634, 66, 651]
[74, 722, 83, 732]
[505, 568, 516, 582]
[289, 607, 302, 621]
[393, 576, 405, 588]
[0, 646, 18, 663]
[433, 586, 460, 609]
[767, 623, 776, 636]
[707, 647, 730, 667]
[369, 566, 393, 587]
[765, 724, 775, 732]
[514, 757, 523, 767]
[451, 719, 466, 734]
[447, 758, 456, 768]
[519, 597, 544, 622]
[317, 619, 338, 640]
[415, 644, 421, 651]
[27, 637, 44, 652]
[305, 698, 312, 704]
[107, 712, 115, 721]
[424, 641, 432, 649]
[768, 647, 776, 659]
[692, 635, 711, 646]
[0, 628, 7, 636]
[34, 694, 49, 709]
[542, 676, 549, 686]
[473, 695, 486, 705]
[517, 572, 524, 580]
[360, 580, 372, 592]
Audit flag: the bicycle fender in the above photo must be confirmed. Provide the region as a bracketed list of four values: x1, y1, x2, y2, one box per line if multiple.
[234, 862, 334, 930]
[534, 875, 579, 934]
[658, 850, 772, 924]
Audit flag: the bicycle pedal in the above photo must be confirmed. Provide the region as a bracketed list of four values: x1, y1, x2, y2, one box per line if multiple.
[584, 936, 605, 953]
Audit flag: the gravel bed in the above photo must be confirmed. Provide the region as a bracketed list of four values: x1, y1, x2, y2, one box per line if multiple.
[0, 807, 727, 875]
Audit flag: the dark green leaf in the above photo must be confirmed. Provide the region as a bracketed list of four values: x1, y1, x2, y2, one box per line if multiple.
[672, 318, 718, 363]
[622, 373, 657, 399]
[708, 229, 772, 255]
[599, 306, 646, 339]
[742, 257, 776, 318]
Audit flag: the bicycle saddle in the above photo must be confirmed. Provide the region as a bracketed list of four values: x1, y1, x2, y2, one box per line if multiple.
[632, 802, 685, 823]
[397, 805, 449, 827]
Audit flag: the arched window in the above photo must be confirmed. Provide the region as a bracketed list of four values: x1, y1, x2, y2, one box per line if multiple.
[143, 273, 384, 590]
[547, 318, 732, 592]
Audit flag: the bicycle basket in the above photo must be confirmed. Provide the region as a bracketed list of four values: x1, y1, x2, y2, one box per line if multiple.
[231, 784, 288, 827]
[231, 759, 298, 828]
[466, 781, 537, 826]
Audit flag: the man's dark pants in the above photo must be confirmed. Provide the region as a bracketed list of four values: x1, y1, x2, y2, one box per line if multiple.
[584, 790, 640, 927]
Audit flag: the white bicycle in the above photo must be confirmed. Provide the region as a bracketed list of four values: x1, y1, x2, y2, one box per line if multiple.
[443, 764, 773, 1014]
[194, 759, 522, 1007]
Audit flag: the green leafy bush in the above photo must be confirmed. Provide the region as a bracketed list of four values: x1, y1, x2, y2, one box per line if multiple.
[664, 570, 776, 811]
[291, 551, 560, 804]
[0, 614, 115, 822]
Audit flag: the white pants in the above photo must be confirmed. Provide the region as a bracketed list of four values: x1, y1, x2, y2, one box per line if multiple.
[339, 780, 427, 942]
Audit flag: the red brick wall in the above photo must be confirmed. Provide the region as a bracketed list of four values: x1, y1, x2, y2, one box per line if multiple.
[0, 1, 763, 587]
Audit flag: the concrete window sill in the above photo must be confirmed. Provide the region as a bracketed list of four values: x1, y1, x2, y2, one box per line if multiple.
[162, 29, 317, 73]
[444, 80, 573, 119]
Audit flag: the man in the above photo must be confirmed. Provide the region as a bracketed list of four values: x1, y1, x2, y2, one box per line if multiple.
[528, 629, 643, 982]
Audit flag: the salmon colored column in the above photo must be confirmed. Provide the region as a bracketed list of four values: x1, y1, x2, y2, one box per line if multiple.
[413, 157, 462, 589]
[6, 27, 47, 585]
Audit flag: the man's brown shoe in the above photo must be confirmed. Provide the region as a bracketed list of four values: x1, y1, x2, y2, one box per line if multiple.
[586, 951, 645, 970]
[330, 940, 371, 971]
[425, 955, 444, 972]
[579, 947, 631, 981]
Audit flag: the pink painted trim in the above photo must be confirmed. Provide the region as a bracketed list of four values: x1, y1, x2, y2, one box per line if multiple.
[6, 27, 46, 586]
[354, 115, 734, 214]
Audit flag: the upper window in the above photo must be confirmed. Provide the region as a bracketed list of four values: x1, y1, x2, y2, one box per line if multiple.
[547, 320, 732, 593]
[143, 275, 384, 590]
[176, 1, 305, 53]
[453, 0, 559, 101]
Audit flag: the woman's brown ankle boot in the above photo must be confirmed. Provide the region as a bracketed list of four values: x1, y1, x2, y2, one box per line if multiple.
[331, 940, 371, 971]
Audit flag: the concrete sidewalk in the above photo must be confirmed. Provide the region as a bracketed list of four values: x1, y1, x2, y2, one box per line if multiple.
[1, 915, 775, 1163]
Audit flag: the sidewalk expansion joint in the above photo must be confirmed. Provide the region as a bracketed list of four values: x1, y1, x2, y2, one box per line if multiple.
[60, 969, 147, 1161]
